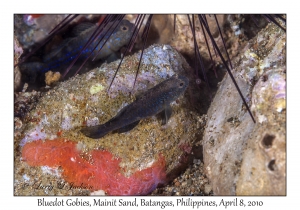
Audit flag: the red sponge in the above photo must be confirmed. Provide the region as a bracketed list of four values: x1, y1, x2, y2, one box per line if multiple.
[22, 139, 166, 195]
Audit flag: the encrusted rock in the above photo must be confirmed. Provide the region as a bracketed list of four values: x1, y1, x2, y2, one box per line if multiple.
[15, 44, 202, 195]
[203, 23, 286, 195]
[14, 35, 23, 91]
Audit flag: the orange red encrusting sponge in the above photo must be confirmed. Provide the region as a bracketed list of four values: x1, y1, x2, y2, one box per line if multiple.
[21, 138, 166, 195]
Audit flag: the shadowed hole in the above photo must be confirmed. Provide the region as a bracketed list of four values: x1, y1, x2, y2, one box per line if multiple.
[262, 134, 275, 149]
[262, 74, 268, 82]
[268, 159, 276, 171]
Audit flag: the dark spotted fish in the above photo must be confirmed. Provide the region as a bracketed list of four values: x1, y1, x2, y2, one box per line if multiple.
[81, 74, 189, 139]
[20, 19, 134, 79]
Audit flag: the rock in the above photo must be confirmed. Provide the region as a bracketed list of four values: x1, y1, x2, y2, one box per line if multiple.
[14, 90, 42, 120]
[134, 15, 230, 69]
[15, 44, 203, 195]
[14, 35, 23, 91]
[170, 15, 227, 65]
[14, 14, 105, 50]
[203, 23, 286, 195]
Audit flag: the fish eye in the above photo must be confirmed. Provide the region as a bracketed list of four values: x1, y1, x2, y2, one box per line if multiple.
[179, 82, 184, 87]
[121, 26, 128, 31]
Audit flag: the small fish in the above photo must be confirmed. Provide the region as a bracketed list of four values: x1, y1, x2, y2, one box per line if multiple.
[20, 19, 134, 80]
[81, 74, 189, 139]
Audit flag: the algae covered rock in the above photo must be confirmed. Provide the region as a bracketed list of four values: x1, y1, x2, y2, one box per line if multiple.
[203, 23, 286, 195]
[15, 44, 202, 195]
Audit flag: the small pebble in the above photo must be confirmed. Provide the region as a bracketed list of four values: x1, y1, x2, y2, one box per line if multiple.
[204, 184, 212, 195]
[45, 71, 61, 86]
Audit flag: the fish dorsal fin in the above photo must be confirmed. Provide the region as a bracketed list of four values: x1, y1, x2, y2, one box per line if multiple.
[134, 91, 146, 100]
[42, 38, 73, 62]
[71, 22, 96, 36]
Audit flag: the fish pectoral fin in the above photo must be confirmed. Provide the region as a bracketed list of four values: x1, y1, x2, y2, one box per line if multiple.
[117, 120, 140, 133]
[161, 104, 172, 125]
[104, 52, 119, 63]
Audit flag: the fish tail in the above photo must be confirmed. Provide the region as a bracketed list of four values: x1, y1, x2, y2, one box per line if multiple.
[20, 62, 47, 73]
[80, 124, 111, 139]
